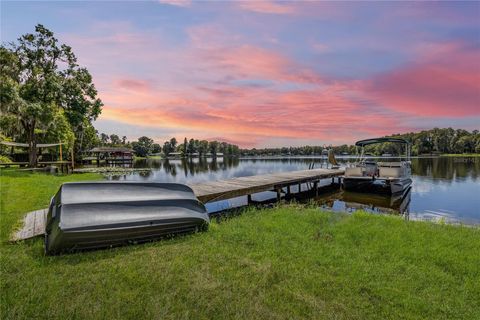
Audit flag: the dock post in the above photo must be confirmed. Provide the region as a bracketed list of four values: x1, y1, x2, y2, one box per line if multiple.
[331, 177, 334, 184]
[314, 181, 318, 196]
[276, 188, 281, 201]
[287, 185, 291, 194]
[298, 183, 301, 192]
[247, 194, 252, 204]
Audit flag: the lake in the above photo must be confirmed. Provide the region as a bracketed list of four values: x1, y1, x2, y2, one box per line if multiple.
[108, 156, 480, 225]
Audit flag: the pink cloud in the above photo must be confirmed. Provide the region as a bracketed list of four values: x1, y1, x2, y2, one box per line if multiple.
[185, 25, 324, 85]
[99, 79, 410, 146]
[367, 42, 480, 117]
[114, 78, 152, 92]
[196, 44, 322, 84]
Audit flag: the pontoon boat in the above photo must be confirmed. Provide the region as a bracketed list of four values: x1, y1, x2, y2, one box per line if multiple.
[343, 138, 412, 194]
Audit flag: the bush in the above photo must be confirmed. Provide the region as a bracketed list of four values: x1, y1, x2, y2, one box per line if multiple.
[0, 155, 12, 163]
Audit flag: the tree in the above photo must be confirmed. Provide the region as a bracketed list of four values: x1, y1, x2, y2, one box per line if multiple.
[170, 137, 177, 150]
[151, 143, 161, 154]
[183, 137, 187, 156]
[187, 138, 196, 155]
[109, 134, 121, 146]
[0, 24, 102, 166]
[122, 136, 127, 144]
[163, 141, 173, 156]
[100, 133, 109, 145]
[79, 122, 99, 155]
[209, 140, 218, 156]
[132, 136, 153, 157]
[198, 140, 209, 156]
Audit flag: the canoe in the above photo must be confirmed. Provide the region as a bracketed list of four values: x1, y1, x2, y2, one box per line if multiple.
[45, 182, 209, 254]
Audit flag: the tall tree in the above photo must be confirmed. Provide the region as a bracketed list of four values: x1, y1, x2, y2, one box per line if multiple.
[183, 137, 187, 156]
[0, 24, 102, 166]
[100, 133, 109, 145]
[109, 134, 121, 145]
[198, 140, 209, 156]
[209, 140, 218, 156]
[187, 138, 196, 154]
[163, 141, 173, 156]
[170, 137, 177, 150]
[131, 136, 153, 157]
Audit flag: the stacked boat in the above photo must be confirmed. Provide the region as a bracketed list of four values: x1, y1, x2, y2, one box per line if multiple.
[45, 182, 209, 254]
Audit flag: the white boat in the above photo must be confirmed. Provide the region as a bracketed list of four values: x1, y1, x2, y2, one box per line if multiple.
[343, 138, 412, 194]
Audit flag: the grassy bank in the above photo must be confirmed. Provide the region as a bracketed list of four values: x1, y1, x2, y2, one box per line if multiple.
[1, 171, 479, 319]
[440, 153, 480, 157]
[134, 155, 163, 160]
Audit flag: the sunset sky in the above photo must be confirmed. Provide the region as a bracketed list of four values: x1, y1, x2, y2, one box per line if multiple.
[2, 1, 479, 147]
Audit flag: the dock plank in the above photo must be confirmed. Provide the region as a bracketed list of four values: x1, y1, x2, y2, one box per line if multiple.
[11, 209, 47, 241]
[190, 168, 344, 202]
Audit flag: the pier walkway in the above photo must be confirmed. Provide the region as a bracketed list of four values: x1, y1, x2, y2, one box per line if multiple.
[190, 168, 344, 203]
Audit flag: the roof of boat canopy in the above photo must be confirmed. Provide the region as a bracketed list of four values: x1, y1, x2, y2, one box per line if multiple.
[355, 137, 410, 147]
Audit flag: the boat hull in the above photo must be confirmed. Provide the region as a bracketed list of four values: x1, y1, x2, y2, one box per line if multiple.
[45, 182, 209, 254]
[343, 177, 412, 194]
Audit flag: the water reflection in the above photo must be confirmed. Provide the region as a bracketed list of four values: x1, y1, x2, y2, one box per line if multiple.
[133, 157, 240, 181]
[314, 188, 412, 219]
[116, 156, 479, 224]
[411, 157, 480, 181]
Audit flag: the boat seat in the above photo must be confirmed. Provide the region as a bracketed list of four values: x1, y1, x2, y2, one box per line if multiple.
[345, 167, 364, 177]
[379, 167, 402, 178]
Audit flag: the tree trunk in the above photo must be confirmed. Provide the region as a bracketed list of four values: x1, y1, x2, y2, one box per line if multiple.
[28, 124, 38, 167]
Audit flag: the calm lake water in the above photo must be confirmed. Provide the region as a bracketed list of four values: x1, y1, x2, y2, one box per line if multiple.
[109, 157, 480, 225]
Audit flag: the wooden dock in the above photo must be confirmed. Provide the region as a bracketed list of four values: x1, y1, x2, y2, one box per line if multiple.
[11, 168, 344, 241]
[189, 168, 344, 203]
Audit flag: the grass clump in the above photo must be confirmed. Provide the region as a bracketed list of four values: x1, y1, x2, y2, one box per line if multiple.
[1, 170, 479, 319]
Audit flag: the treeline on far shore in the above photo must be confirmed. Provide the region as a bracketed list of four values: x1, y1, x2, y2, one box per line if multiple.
[97, 134, 240, 158]
[240, 128, 480, 157]
[87, 127, 480, 158]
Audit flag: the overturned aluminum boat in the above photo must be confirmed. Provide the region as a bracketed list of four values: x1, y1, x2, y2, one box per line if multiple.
[343, 138, 413, 194]
[45, 182, 209, 254]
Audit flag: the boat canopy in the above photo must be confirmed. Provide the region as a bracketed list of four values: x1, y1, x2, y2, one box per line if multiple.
[355, 137, 410, 147]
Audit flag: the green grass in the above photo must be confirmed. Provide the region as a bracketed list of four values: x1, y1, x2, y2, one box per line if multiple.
[134, 155, 163, 160]
[1, 170, 480, 319]
[440, 153, 480, 157]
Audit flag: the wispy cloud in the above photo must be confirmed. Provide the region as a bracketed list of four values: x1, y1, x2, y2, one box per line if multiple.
[237, 0, 296, 15]
[158, 0, 191, 7]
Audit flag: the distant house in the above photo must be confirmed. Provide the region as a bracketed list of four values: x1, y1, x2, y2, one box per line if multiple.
[167, 152, 183, 159]
[88, 147, 134, 166]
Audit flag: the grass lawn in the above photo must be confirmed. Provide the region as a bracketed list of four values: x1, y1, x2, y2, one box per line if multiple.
[1, 170, 479, 319]
[134, 155, 163, 160]
[440, 153, 480, 157]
